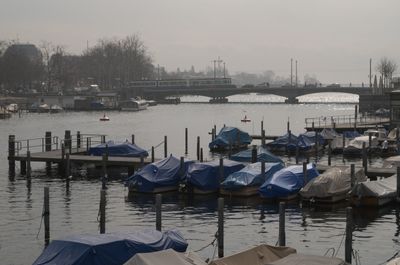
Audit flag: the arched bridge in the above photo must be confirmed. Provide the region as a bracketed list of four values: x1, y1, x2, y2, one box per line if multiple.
[125, 85, 372, 103]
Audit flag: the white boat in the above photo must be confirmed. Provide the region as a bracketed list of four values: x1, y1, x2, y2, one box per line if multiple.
[6, 103, 18, 113]
[343, 135, 379, 157]
[363, 128, 387, 141]
[38, 103, 50, 113]
[99, 114, 110, 121]
[49, 104, 63, 113]
[120, 99, 148, 111]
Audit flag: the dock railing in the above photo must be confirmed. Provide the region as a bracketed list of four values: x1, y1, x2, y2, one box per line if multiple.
[13, 133, 106, 156]
[305, 113, 388, 128]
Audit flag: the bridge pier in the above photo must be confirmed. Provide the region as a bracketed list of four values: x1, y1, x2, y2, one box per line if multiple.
[284, 97, 299, 104]
[209, 97, 228, 104]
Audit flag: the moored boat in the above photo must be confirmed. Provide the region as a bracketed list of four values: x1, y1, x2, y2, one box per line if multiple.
[88, 140, 148, 157]
[209, 127, 252, 151]
[343, 135, 379, 157]
[230, 146, 284, 164]
[120, 98, 149, 111]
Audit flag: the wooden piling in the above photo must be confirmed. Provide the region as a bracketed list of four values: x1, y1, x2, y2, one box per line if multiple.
[45, 131, 52, 151]
[200, 148, 203, 162]
[218, 197, 224, 258]
[345, 207, 353, 264]
[295, 142, 299, 165]
[65, 130, 71, 153]
[278, 202, 286, 246]
[368, 132, 372, 154]
[350, 164, 355, 188]
[140, 155, 144, 168]
[196, 136, 200, 161]
[261, 120, 264, 132]
[102, 154, 107, 190]
[185, 128, 188, 155]
[8, 135, 16, 174]
[362, 142, 367, 174]
[131, 134, 135, 145]
[315, 131, 319, 161]
[287, 120, 290, 134]
[261, 129, 266, 146]
[65, 152, 71, 178]
[99, 189, 106, 234]
[101, 135, 106, 144]
[180, 157, 185, 176]
[151, 146, 155, 163]
[76, 131, 81, 149]
[164, 136, 168, 158]
[354, 105, 358, 131]
[251, 145, 257, 163]
[312, 121, 314, 131]
[261, 161, 265, 177]
[219, 158, 224, 182]
[59, 143, 65, 177]
[156, 194, 162, 231]
[303, 162, 308, 184]
[44, 187, 50, 246]
[397, 167, 400, 201]
[20, 160, 26, 175]
[27, 151, 31, 179]
[328, 140, 332, 166]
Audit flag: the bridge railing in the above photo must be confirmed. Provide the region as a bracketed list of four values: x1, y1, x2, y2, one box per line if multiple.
[305, 113, 387, 128]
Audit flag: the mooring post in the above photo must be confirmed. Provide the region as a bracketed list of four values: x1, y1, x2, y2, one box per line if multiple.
[44, 187, 50, 246]
[397, 167, 400, 201]
[86, 137, 90, 151]
[312, 121, 314, 131]
[64, 130, 71, 152]
[328, 140, 332, 166]
[286, 130, 291, 155]
[295, 142, 299, 165]
[261, 161, 265, 177]
[345, 207, 353, 264]
[180, 157, 185, 176]
[76, 131, 81, 149]
[251, 145, 257, 163]
[397, 126, 400, 153]
[8, 135, 16, 175]
[362, 142, 367, 174]
[354, 105, 358, 131]
[368, 132, 372, 155]
[101, 135, 106, 144]
[27, 150, 31, 179]
[278, 202, 286, 246]
[65, 152, 71, 178]
[140, 155, 144, 168]
[287, 119, 290, 134]
[315, 131, 319, 162]
[261, 129, 266, 146]
[164, 136, 168, 158]
[200, 148, 203, 162]
[99, 189, 106, 234]
[218, 197, 224, 258]
[131, 134, 135, 145]
[151, 146, 155, 163]
[196, 136, 200, 161]
[303, 162, 308, 184]
[185, 128, 188, 155]
[102, 154, 107, 190]
[156, 194, 162, 231]
[350, 164, 355, 188]
[59, 143, 65, 177]
[20, 160, 27, 175]
[342, 134, 346, 156]
[261, 120, 264, 132]
[333, 122, 336, 129]
[219, 158, 224, 182]
[45, 131, 52, 151]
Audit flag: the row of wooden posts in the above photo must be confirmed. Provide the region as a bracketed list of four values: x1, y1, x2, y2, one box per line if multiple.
[39, 187, 356, 263]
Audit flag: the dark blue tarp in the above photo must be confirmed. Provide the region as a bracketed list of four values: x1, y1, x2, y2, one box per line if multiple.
[343, 131, 361, 139]
[296, 134, 316, 151]
[89, 141, 149, 157]
[125, 155, 193, 192]
[186, 159, 244, 191]
[221, 162, 284, 190]
[32, 229, 187, 265]
[267, 133, 314, 152]
[299, 131, 325, 146]
[208, 127, 252, 150]
[259, 163, 319, 198]
[230, 146, 284, 164]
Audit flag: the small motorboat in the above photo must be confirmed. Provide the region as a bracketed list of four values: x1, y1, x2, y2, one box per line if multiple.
[99, 114, 110, 121]
[241, 115, 251, 122]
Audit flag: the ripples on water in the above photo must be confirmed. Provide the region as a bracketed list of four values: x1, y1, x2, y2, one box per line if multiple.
[0, 95, 398, 265]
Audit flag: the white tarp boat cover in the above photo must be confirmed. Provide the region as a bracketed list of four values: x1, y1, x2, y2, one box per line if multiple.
[320, 128, 341, 140]
[347, 135, 378, 149]
[387, 257, 400, 265]
[265, 254, 349, 265]
[383, 155, 400, 168]
[387, 128, 399, 140]
[210, 244, 296, 265]
[300, 167, 366, 199]
[350, 175, 397, 198]
[124, 249, 206, 265]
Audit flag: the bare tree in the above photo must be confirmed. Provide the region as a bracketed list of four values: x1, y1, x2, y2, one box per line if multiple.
[376, 57, 398, 90]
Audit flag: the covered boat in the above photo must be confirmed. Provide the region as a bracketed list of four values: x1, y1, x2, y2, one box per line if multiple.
[383, 155, 400, 168]
[126, 155, 192, 193]
[265, 254, 349, 265]
[343, 135, 379, 157]
[259, 163, 319, 200]
[209, 127, 252, 151]
[299, 131, 325, 146]
[33, 229, 188, 265]
[230, 146, 284, 164]
[221, 162, 284, 196]
[124, 249, 206, 265]
[300, 166, 367, 203]
[266, 133, 298, 153]
[89, 141, 149, 157]
[210, 244, 296, 265]
[186, 159, 244, 194]
[319, 128, 341, 141]
[350, 175, 397, 206]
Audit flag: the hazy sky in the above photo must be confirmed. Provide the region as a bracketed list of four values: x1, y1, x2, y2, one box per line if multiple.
[1, 0, 399, 83]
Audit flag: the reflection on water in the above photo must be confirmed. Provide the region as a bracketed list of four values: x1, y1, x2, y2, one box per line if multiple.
[0, 101, 397, 265]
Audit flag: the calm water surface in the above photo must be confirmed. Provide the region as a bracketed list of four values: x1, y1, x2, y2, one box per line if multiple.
[0, 94, 399, 265]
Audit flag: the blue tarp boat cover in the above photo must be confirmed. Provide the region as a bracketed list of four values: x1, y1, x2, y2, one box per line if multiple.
[89, 141, 149, 157]
[266, 133, 298, 151]
[125, 155, 193, 192]
[32, 229, 188, 265]
[221, 162, 284, 190]
[208, 127, 252, 150]
[299, 131, 325, 146]
[343, 131, 361, 139]
[186, 159, 245, 191]
[259, 163, 319, 198]
[230, 146, 284, 164]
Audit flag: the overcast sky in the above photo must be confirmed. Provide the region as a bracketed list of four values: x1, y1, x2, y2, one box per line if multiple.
[1, 0, 399, 83]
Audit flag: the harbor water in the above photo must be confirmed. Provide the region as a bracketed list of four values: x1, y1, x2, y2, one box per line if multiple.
[0, 93, 398, 265]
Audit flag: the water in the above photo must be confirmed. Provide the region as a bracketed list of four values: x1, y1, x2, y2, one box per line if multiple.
[0, 94, 398, 265]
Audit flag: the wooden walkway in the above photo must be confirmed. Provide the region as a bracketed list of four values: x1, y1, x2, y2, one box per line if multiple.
[13, 149, 153, 167]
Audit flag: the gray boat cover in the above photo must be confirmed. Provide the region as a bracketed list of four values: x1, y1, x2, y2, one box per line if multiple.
[320, 128, 341, 140]
[266, 254, 349, 265]
[300, 167, 366, 199]
[388, 128, 399, 140]
[387, 257, 400, 265]
[124, 249, 206, 265]
[346, 135, 378, 149]
[350, 175, 397, 198]
[210, 244, 296, 265]
[383, 155, 400, 168]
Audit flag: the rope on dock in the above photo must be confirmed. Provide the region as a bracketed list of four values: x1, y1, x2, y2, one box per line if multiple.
[35, 203, 45, 239]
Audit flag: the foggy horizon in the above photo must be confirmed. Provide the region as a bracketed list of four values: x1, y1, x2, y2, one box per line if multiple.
[1, 0, 399, 84]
